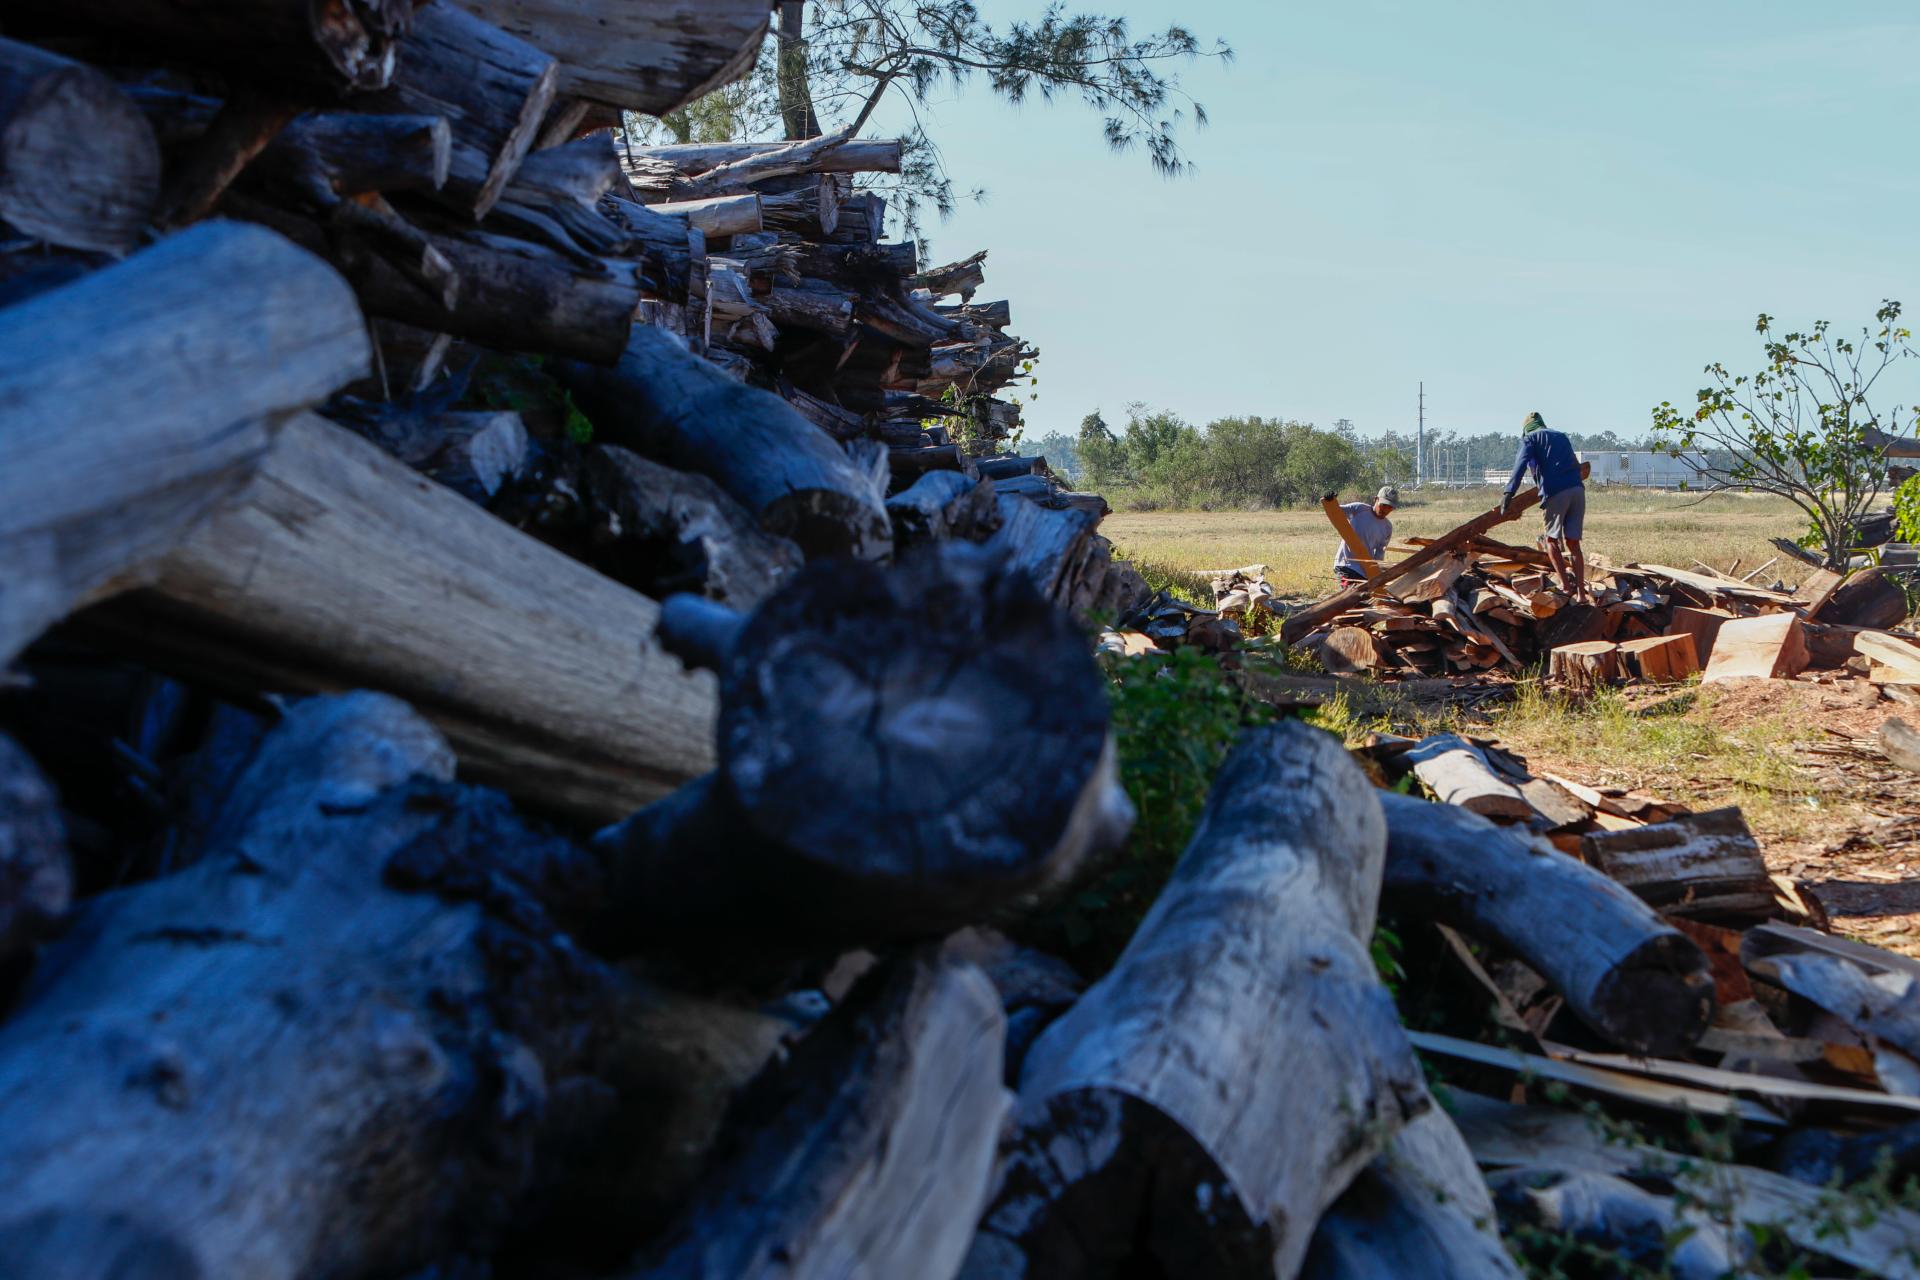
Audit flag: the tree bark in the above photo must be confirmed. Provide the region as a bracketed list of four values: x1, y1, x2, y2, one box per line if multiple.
[0, 692, 617, 1280]
[653, 193, 762, 238]
[0, 38, 160, 253]
[1742, 923, 1920, 1064]
[983, 492, 1100, 607]
[595, 547, 1132, 959]
[964, 723, 1428, 1280]
[0, 221, 368, 666]
[555, 324, 892, 560]
[634, 136, 904, 179]
[0, 733, 70, 965]
[1299, 1109, 1523, 1280]
[1379, 792, 1716, 1055]
[1578, 808, 1775, 919]
[582, 445, 803, 610]
[632, 950, 1009, 1280]
[358, 4, 559, 219]
[767, 281, 857, 337]
[451, 0, 768, 114]
[84, 413, 718, 824]
[10, 0, 413, 93]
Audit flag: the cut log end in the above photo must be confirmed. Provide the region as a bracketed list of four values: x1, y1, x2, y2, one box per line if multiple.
[1588, 931, 1719, 1058]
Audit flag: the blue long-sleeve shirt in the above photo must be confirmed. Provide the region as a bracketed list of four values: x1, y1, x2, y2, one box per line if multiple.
[1503, 429, 1584, 501]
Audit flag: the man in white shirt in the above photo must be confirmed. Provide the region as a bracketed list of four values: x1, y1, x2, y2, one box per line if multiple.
[1332, 486, 1398, 587]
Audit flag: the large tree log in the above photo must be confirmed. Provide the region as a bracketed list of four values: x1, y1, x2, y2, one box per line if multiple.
[1283, 464, 1590, 643]
[0, 733, 70, 964]
[582, 445, 803, 610]
[11, 0, 412, 93]
[1379, 792, 1716, 1056]
[983, 492, 1099, 606]
[0, 38, 160, 253]
[636, 136, 906, 178]
[0, 692, 619, 1279]
[1578, 808, 1775, 919]
[633, 950, 1009, 1280]
[359, 4, 559, 219]
[1403, 733, 1531, 819]
[133, 86, 451, 200]
[1299, 1109, 1522, 1280]
[597, 548, 1130, 958]
[82, 413, 717, 823]
[0, 221, 368, 666]
[887, 471, 1001, 548]
[453, 0, 767, 114]
[555, 325, 892, 560]
[653, 192, 763, 238]
[964, 723, 1428, 1279]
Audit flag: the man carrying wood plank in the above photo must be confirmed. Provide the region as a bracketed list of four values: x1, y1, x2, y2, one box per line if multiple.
[1330, 484, 1398, 587]
[1499, 411, 1591, 602]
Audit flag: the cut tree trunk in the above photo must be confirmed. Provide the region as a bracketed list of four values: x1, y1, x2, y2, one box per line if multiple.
[653, 193, 762, 238]
[1319, 625, 1385, 675]
[0, 37, 161, 253]
[767, 282, 856, 337]
[1617, 633, 1700, 683]
[555, 325, 892, 560]
[1403, 734, 1533, 820]
[1379, 792, 1716, 1055]
[582, 445, 803, 610]
[963, 722, 1428, 1280]
[0, 221, 368, 666]
[84, 413, 717, 823]
[1579, 808, 1775, 919]
[1299, 1109, 1523, 1280]
[594, 547, 1132, 958]
[886, 471, 1000, 547]
[0, 692, 617, 1280]
[0, 733, 70, 964]
[983, 493, 1099, 606]
[1550, 640, 1620, 693]
[1819, 566, 1909, 630]
[632, 950, 1009, 1280]
[1701, 613, 1809, 682]
[358, 4, 559, 219]
[452, 0, 767, 114]
[11, 0, 413, 93]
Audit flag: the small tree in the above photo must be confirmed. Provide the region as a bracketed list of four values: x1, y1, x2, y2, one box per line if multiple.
[1651, 301, 1918, 569]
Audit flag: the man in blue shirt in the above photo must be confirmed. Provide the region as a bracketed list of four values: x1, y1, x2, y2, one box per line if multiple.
[1500, 411, 1589, 601]
[1331, 485, 1398, 586]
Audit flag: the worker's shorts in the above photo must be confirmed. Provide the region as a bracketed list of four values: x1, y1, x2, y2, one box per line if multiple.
[1541, 485, 1585, 541]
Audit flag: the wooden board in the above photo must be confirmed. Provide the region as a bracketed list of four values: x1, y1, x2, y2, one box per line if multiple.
[1321, 497, 1379, 579]
[1700, 612, 1809, 683]
[1630, 563, 1798, 604]
[1384, 553, 1467, 604]
[1855, 630, 1920, 683]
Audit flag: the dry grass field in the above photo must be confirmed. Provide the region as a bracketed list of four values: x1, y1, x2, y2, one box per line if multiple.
[1102, 486, 1815, 598]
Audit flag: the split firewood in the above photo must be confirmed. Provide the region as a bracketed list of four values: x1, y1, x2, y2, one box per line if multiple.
[1299, 1109, 1522, 1280]
[0, 692, 617, 1280]
[1579, 808, 1775, 919]
[1743, 923, 1920, 1067]
[11, 0, 413, 93]
[1549, 640, 1620, 693]
[1616, 633, 1699, 683]
[597, 546, 1131, 959]
[451, 0, 767, 114]
[1853, 630, 1920, 683]
[1403, 734, 1532, 820]
[1666, 604, 1732, 666]
[358, 5, 559, 219]
[886, 471, 1001, 547]
[555, 325, 893, 561]
[1, 221, 369, 666]
[1380, 792, 1716, 1055]
[84, 413, 718, 823]
[631, 950, 1008, 1280]
[963, 723, 1427, 1279]
[0, 733, 71, 964]
[325, 399, 531, 503]
[911, 250, 989, 301]
[1881, 717, 1920, 773]
[983, 492, 1101, 606]
[0, 38, 160, 253]
[1701, 612, 1809, 682]
[582, 445, 803, 609]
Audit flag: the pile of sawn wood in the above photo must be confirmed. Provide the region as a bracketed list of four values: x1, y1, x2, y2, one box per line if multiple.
[7, 4, 1920, 1278]
[1278, 482, 1920, 692]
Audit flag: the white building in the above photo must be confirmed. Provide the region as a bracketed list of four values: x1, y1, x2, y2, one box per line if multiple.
[1480, 450, 1708, 489]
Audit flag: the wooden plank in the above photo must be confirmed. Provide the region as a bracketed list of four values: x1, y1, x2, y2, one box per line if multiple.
[1630, 562, 1798, 604]
[1855, 630, 1920, 682]
[1700, 612, 1809, 682]
[1578, 808, 1774, 918]
[1384, 553, 1467, 603]
[1321, 496, 1379, 579]
[1282, 462, 1590, 642]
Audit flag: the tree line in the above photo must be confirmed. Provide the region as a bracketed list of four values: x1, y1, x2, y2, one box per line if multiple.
[1024, 407, 1673, 511]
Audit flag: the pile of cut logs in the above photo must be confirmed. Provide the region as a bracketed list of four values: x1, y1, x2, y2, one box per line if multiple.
[9, 4, 1920, 1278]
[1283, 476, 1920, 692]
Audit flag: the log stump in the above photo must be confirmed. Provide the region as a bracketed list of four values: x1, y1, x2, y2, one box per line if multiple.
[1549, 640, 1620, 693]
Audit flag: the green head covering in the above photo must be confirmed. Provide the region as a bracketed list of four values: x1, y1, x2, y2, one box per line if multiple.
[1522, 411, 1547, 434]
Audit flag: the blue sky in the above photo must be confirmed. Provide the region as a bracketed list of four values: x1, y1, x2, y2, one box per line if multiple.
[869, 2, 1920, 442]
